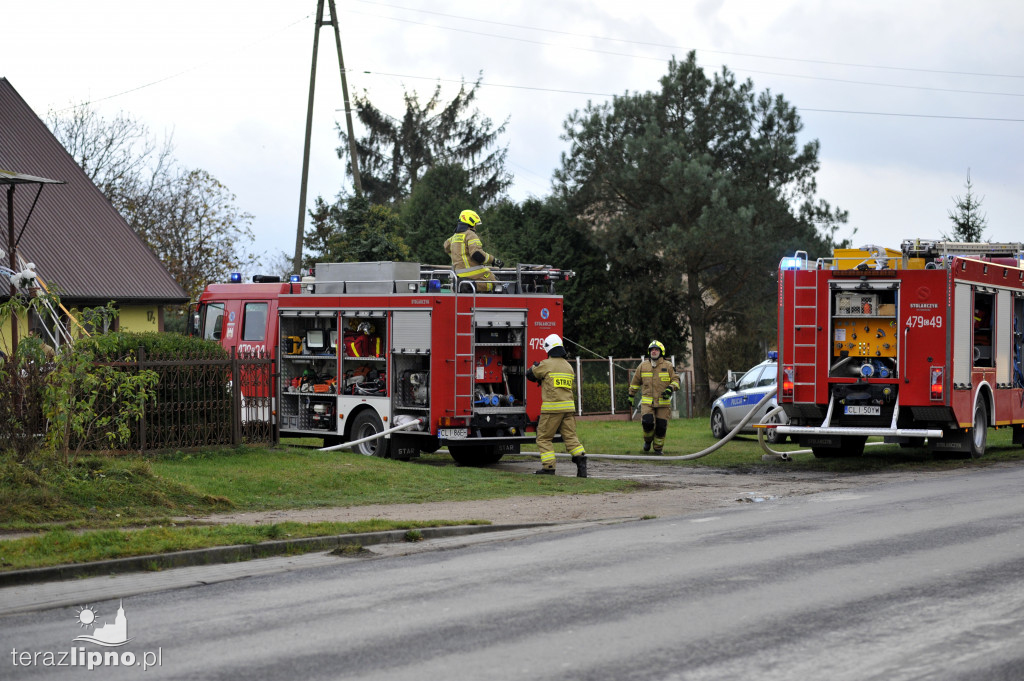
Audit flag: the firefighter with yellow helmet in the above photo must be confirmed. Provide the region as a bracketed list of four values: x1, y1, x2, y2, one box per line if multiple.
[443, 209, 504, 292]
[628, 340, 680, 454]
[526, 333, 587, 477]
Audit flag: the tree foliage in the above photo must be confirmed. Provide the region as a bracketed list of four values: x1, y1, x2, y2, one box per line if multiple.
[397, 164, 476, 264]
[47, 104, 258, 298]
[134, 169, 258, 301]
[305, 196, 410, 267]
[554, 52, 845, 410]
[338, 78, 511, 206]
[944, 169, 988, 243]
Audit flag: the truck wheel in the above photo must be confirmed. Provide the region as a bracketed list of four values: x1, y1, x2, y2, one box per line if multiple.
[449, 445, 503, 467]
[710, 409, 727, 439]
[349, 410, 391, 458]
[764, 414, 787, 445]
[969, 401, 988, 459]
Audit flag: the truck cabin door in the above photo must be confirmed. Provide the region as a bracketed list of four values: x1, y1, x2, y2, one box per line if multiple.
[201, 302, 226, 343]
[239, 301, 271, 354]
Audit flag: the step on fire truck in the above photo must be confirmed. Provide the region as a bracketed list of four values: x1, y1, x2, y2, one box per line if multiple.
[189, 261, 574, 465]
[776, 240, 1024, 458]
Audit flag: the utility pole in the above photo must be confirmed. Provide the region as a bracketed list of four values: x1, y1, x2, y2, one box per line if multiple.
[293, 0, 363, 274]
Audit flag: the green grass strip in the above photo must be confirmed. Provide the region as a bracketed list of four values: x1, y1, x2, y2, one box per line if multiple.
[0, 520, 484, 572]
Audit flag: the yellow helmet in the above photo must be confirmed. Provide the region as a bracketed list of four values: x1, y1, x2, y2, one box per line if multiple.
[459, 209, 482, 228]
[648, 340, 665, 356]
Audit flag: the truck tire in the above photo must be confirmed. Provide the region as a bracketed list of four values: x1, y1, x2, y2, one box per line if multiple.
[969, 401, 988, 459]
[710, 409, 727, 439]
[349, 410, 391, 458]
[449, 445, 503, 467]
[764, 414, 787, 445]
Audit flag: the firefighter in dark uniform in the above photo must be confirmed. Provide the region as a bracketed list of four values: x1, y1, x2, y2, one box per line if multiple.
[628, 340, 680, 454]
[526, 333, 587, 477]
[443, 209, 503, 292]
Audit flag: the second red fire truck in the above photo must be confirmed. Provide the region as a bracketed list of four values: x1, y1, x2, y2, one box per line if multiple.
[191, 261, 574, 465]
[776, 239, 1024, 457]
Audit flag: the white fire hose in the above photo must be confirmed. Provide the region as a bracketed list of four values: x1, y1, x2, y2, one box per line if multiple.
[316, 389, 882, 462]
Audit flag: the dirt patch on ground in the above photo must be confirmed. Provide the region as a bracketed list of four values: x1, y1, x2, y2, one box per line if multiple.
[183, 459, 947, 527]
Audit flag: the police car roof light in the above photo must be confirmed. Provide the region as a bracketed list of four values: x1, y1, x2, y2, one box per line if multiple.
[767, 350, 778, 360]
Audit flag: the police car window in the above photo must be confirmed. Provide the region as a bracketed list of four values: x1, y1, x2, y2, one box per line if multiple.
[757, 364, 778, 387]
[242, 302, 268, 341]
[203, 303, 225, 341]
[736, 366, 763, 391]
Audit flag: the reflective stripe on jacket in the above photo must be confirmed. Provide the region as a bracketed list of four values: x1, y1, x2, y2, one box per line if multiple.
[531, 358, 576, 413]
[629, 357, 680, 408]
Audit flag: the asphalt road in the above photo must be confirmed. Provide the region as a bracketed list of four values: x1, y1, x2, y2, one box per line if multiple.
[4, 464, 1024, 680]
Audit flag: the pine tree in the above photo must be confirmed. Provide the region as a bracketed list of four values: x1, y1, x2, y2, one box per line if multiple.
[945, 170, 988, 243]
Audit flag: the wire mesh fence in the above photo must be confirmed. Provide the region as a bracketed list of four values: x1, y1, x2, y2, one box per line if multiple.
[573, 356, 696, 418]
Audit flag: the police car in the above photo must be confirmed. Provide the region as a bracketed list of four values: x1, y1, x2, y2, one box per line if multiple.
[709, 353, 789, 444]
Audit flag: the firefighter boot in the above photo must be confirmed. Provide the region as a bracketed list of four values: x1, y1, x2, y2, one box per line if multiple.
[535, 467, 555, 475]
[572, 455, 588, 478]
[643, 440, 652, 453]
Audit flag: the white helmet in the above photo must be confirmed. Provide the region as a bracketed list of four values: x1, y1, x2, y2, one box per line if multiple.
[542, 334, 563, 353]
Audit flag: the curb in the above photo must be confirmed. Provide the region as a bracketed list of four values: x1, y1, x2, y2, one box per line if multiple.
[0, 523, 550, 587]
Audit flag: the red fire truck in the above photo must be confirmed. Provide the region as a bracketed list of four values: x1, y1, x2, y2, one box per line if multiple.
[776, 240, 1024, 458]
[190, 261, 574, 465]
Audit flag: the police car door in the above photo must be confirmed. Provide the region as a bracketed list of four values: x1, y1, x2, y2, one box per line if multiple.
[723, 365, 765, 428]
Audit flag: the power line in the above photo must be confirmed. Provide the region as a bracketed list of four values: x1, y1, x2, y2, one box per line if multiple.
[345, 7, 1024, 101]
[359, 69, 1024, 123]
[353, 0, 1024, 82]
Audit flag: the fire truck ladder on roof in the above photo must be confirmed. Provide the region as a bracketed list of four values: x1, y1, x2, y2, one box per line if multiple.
[790, 268, 821, 402]
[453, 285, 477, 417]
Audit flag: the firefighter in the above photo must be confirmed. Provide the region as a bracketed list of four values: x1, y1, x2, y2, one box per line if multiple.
[443, 209, 504, 293]
[628, 340, 680, 454]
[526, 333, 587, 477]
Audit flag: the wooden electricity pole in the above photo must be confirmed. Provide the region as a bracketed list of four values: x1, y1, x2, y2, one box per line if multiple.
[293, 0, 363, 274]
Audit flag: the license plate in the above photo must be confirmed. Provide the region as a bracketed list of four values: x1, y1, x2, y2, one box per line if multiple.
[844, 405, 880, 416]
[438, 428, 468, 439]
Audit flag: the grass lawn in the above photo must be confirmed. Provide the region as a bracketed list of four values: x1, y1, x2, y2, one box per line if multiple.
[2, 416, 1021, 572]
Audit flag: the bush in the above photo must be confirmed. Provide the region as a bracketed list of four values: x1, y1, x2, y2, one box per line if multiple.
[580, 382, 633, 413]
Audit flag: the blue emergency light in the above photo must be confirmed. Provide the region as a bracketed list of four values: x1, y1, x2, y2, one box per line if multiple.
[229, 272, 242, 283]
[290, 274, 302, 283]
[780, 257, 803, 270]
[767, 350, 778, 360]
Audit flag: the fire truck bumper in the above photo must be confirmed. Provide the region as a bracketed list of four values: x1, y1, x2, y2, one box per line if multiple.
[776, 426, 944, 439]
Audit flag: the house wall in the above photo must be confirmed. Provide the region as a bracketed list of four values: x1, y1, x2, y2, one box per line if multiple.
[118, 305, 163, 333]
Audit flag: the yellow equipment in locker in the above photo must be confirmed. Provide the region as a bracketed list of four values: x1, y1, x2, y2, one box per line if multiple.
[833, 318, 898, 357]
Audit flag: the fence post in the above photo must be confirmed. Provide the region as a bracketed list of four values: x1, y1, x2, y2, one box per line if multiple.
[576, 355, 583, 416]
[138, 346, 147, 452]
[670, 354, 679, 419]
[608, 356, 615, 416]
[231, 347, 242, 445]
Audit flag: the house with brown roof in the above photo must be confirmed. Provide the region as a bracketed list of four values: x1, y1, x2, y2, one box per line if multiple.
[0, 78, 187, 353]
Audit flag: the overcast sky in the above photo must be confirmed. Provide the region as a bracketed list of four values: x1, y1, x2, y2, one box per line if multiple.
[3, 0, 1023, 276]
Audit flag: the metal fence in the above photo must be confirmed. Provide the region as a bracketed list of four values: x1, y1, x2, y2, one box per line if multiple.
[135, 347, 276, 451]
[574, 356, 696, 418]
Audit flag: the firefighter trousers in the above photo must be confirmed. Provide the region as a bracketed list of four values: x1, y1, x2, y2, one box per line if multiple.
[640, 404, 671, 452]
[456, 269, 497, 292]
[536, 411, 585, 469]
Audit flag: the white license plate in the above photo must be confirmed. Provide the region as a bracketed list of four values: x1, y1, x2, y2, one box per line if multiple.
[438, 428, 468, 439]
[844, 405, 880, 416]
